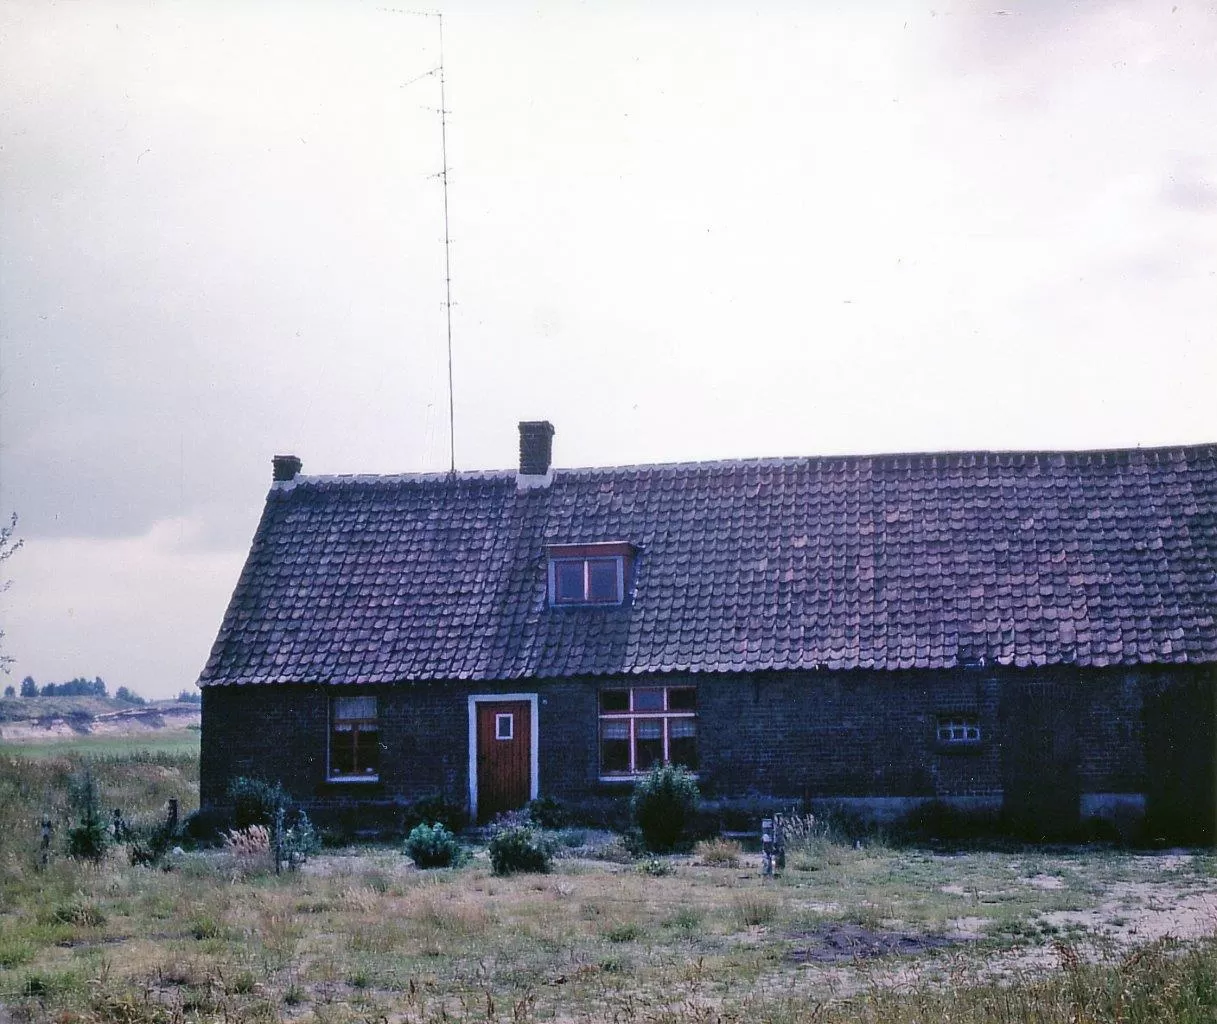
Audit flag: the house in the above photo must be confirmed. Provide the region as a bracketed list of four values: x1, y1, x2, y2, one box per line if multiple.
[198, 423, 1217, 840]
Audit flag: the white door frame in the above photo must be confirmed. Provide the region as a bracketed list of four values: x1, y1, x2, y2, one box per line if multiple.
[467, 693, 539, 820]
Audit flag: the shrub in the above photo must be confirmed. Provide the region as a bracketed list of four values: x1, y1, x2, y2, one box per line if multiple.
[630, 763, 700, 852]
[66, 770, 107, 862]
[488, 823, 552, 875]
[276, 808, 321, 870]
[638, 857, 672, 877]
[525, 795, 570, 829]
[402, 794, 468, 835]
[695, 837, 742, 867]
[404, 822, 466, 869]
[227, 776, 289, 830]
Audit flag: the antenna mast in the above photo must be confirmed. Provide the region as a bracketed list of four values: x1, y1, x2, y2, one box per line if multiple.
[437, 13, 456, 474]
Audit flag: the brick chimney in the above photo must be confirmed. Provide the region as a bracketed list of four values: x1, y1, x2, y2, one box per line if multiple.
[272, 454, 303, 482]
[517, 421, 555, 488]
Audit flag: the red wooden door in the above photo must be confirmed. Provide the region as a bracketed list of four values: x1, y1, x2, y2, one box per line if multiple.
[477, 701, 531, 822]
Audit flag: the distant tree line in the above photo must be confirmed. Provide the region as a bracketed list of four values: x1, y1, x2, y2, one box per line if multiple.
[16, 675, 108, 698]
[1, 676, 199, 704]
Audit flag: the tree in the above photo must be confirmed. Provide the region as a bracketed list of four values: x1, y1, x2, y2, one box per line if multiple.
[0, 513, 21, 675]
[3, 685, 13, 698]
[20, 675, 37, 697]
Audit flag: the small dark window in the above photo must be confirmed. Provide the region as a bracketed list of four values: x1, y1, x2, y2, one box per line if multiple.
[633, 688, 664, 712]
[668, 688, 697, 711]
[600, 720, 630, 773]
[600, 690, 630, 713]
[549, 555, 624, 605]
[330, 696, 379, 780]
[937, 716, 981, 745]
[587, 559, 620, 602]
[554, 561, 586, 603]
[495, 713, 514, 740]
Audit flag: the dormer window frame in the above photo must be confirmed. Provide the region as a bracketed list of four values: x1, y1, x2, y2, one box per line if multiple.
[547, 542, 636, 608]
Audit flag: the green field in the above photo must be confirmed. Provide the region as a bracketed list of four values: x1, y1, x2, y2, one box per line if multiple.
[0, 730, 200, 759]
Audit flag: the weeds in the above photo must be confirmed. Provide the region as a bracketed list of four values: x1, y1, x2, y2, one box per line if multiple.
[695, 837, 742, 867]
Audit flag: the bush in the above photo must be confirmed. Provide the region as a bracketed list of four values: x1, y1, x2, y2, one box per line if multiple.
[630, 763, 700, 852]
[402, 794, 468, 835]
[276, 807, 321, 870]
[227, 776, 290, 830]
[66, 770, 107, 862]
[404, 822, 466, 869]
[525, 795, 570, 829]
[488, 822, 552, 875]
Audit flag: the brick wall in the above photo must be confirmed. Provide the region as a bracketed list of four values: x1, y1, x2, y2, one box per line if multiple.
[201, 665, 1214, 827]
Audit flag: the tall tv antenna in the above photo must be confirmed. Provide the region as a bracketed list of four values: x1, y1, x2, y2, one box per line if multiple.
[435, 12, 456, 475]
[385, 7, 456, 472]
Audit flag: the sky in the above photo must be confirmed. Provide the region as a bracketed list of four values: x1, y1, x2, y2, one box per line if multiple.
[1, 0, 1215, 699]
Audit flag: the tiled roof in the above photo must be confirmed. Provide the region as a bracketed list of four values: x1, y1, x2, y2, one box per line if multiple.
[199, 444, 1217, 685]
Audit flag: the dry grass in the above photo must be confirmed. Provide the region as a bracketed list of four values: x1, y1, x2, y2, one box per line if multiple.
[2, 752, 1217, 1022]
[695, 837, 742, 867]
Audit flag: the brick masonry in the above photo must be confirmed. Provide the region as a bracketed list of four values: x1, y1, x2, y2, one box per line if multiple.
[201, 664, 1216, 838]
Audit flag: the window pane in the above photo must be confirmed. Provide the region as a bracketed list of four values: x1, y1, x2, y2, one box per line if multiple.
[330, 728, 355, 776]
[354, 726, 379, 775]
[335, 696, 376, 721]
[669, 719, 697, 769]
[669, 719, 696, 739]
[554, 561, 585, 603]
[635, 718, 663, 771]
[587, 559, 620, 602]
[602, 721, 629, 740]
[633, 689, 664, 712]
[600, 690, 629, 713]
[667, 688, 696, 711]
[600, 721, 630, 774]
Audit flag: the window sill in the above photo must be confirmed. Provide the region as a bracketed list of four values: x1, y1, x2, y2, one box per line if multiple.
[934, 743, 985, 756]
[326, 776, 381, 784]
[598, 774, 700, 784]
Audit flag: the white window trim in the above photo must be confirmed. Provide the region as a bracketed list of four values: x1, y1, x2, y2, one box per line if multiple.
[327, 696, 381, 783]
[495, 713, 514, 740]
[467, 693, 539, 820]
[548, 555, 625, 606]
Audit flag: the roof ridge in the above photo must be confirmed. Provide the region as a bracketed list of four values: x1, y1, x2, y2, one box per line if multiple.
[277, 441, 1217, 488]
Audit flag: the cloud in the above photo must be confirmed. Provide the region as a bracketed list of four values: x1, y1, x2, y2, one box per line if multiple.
[1162, 161, 1217, 213]
[0, 516, 246, 699]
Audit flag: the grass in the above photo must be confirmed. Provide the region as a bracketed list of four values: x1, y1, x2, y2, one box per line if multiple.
[0, 732, 201, 759]
[1, 747, 1216, 1022]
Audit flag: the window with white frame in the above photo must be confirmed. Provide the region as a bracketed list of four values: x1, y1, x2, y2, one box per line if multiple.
[329, 696, 379, 779]
[547, 542, 634, 607]
[599, 686, 697, 776]
[936, 716, 981, 745]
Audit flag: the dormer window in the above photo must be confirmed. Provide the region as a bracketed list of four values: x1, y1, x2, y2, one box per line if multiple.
[547, 542, 635, 607]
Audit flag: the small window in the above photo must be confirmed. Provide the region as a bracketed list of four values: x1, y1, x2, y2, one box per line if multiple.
[598, 686, 698, 776]
[495, 713, 514, 740]
[330, 695, 379, 780]
[937, 716, 981, 745]
[549, 556, 623, 605]
[547, 542, 635, 607]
